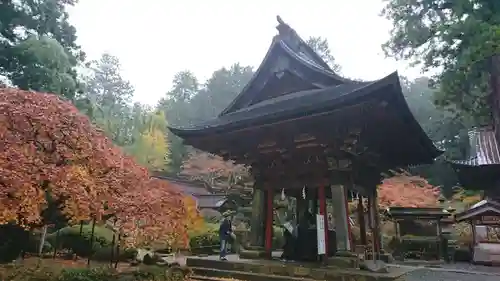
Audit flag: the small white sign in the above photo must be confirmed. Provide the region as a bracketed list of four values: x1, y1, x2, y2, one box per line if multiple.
[316, 214, 326, 255]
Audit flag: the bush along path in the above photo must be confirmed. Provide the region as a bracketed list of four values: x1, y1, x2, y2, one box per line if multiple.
[0, 258, 192, 281]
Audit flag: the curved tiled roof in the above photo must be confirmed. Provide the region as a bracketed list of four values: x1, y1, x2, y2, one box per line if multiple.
[168, 16, 442, 169]
[455, 199, 500, 222]
[449, 128, 500, 167]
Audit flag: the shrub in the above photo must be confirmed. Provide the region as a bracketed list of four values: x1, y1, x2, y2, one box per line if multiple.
[0, 225, 30, 263]
[0, 264, 59, 281]
[188, 222, 221, 254]
[60, 266, 177, 281]
[202, 222, 219, 232]
[91, 246, 137, 262]
[189, 230, 219, 254]
[58, 268, 117, 281]
[25, 233, 53, 254]
[0, 263, 181, 281]
[454, 222, 473, 247]
[46, 224, 115, 257]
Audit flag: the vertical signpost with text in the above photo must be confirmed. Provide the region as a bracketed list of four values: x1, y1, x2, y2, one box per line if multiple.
[316, 214, 326, 258]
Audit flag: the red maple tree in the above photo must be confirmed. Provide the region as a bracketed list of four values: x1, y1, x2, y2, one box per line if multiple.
[0, 88, 187, 248]
[112, 177, 188, 247]
[180, 150, 249, 187]
[378, 171, 440, 209]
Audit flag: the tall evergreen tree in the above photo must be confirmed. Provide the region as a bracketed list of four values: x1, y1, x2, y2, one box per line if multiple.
[382, 0, 500, 124]
[0, 0, 83, 99]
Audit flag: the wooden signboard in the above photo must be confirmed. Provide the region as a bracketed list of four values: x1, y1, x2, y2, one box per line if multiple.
[475, 215, 500, 225]
[316, 214, 326, 255]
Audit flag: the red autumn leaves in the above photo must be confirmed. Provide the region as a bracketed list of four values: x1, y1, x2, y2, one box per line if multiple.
[180, 151, 249, 187]
[378, 171, 440, 209]
[0, 88, 187, 247]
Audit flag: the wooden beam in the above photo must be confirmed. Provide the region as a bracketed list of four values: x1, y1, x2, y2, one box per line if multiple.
[294, 133, 316, 143]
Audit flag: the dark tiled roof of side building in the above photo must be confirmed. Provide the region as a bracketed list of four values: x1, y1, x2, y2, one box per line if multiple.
[449, 127, 500, 166]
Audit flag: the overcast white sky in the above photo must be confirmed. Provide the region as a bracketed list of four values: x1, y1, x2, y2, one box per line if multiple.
[68, 0, 422, 106]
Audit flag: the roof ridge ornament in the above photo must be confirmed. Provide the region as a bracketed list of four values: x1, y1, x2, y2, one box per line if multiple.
[275, 15, 333, 72]
[275, 15, 300, 49]
[276, 15, 288, 34]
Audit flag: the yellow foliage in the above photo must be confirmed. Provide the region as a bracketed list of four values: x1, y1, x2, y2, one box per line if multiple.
[184, 196, 205, 234]
[127, 111, 170, 171]
[451, 187, 482, 208]
[136, 130, 169, 170]
[455, 222, 473, 247]
[462, 194, 481, 206]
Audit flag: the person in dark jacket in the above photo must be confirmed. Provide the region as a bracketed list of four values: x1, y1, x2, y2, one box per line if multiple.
[276, 210, 297, 261]
[297, 209, 316, 260]
[219, 211, 234, 260]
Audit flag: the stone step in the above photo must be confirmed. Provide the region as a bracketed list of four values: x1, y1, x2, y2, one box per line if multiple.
[190, 275, 221, 281]
[190, 267, 318, 281]
[186, 257, 411, 281]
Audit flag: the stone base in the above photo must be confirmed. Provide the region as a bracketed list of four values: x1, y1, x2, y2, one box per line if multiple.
[400, 259, 445, 266]
[366, 253, 394, 263]
[335, 250, 359, 258]
[187, 256, 414, 281]
[239, 248, 270, 259]
[360, 260, 389, 273]
[245, 245, 266, 251]
[327, 255, 360, 268]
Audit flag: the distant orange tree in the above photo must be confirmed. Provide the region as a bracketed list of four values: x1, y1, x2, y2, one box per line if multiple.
[377, 170, 440, 209]
[0, 88, 188, 248]
[180, 150, 249, 188]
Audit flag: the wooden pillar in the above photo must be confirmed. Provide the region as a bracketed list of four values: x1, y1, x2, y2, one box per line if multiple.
[367, 195, 374, 255]
[249, 186, 266, 247]
[331, 185, 351, 252]
[470, 221, 476, 248]
[313, 194, 319, 215]
[372, 190, 382, 257]
[357, 195, 367, 245]
[318, 184, 329, 259]
[343, 188, 354, 250]
[436, 219, 443, 260]
[264, 187, 274, 257]
[394, 220, 400, 238]
[368, 191, 381, 259]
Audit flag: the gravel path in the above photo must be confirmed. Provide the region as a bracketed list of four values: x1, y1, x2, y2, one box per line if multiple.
[405, 268, 499, 281]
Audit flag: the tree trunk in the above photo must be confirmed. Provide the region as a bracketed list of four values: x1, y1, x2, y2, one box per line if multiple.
[38, 225, 48, 256]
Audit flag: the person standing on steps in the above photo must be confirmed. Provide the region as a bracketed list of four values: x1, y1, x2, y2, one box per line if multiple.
[275, 209, 297, 262]
[219, 210, 234, 261]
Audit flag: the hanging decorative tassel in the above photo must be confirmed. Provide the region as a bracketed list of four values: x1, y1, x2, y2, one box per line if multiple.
[302, 186, 306, 199]
[281, 188, 286, 200]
